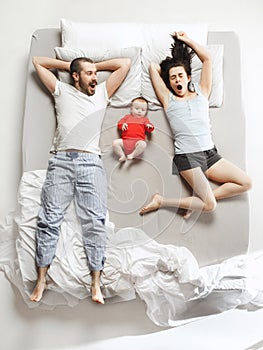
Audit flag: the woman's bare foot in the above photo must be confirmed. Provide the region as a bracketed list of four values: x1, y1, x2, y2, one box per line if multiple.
[183, 209, 193, 220]
[91, 284, 104, 304]
[139, 194, 163, 215]
[30, 279, 46, 302]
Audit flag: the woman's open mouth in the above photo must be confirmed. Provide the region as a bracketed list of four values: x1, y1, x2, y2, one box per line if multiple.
[177, 84, 183, 91]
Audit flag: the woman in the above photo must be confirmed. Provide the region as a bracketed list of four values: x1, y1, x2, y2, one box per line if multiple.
[140, 31, 251, 218]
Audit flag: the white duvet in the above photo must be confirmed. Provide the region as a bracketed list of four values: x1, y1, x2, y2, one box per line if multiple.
[1, 170, 263, 327]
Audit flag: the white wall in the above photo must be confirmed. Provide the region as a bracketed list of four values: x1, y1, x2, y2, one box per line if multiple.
[0, 1, 263, 349]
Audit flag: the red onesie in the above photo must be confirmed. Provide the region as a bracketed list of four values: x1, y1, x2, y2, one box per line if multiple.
[118, 114, 154, 155]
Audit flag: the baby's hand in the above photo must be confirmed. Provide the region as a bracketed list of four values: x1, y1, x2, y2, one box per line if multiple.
[146, 124, 154, 130]
[122, 123, 128, 131]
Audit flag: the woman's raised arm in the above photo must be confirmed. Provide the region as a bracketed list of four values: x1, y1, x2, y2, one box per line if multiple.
[149, 62, 170, 110]
[175, 31, 212, 98]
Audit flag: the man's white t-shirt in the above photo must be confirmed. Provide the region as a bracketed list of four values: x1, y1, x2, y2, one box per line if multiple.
[51, 80, 109, 155]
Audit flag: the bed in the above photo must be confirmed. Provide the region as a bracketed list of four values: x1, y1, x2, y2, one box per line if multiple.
[2, 20, 262, 327]
[23, 22, 249, 266]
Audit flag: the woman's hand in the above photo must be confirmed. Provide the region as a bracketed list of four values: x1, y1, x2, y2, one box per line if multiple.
[173, 31, 191, 44]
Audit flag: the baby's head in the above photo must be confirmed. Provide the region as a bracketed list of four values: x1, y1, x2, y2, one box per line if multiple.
[130, 97, 148, 118]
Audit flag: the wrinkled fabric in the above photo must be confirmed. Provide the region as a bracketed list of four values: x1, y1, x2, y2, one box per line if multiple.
[1, 170, 263, 326]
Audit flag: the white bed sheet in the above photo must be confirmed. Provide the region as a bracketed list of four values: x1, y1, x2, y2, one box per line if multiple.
[0, 170, 263, 327]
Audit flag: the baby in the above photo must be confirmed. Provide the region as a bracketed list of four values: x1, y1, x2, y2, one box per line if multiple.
[112, 97, 154, 162]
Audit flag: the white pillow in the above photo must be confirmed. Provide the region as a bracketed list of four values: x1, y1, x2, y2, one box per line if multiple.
[140, 23, 208, 49]
[141, 44, 224, 109]
[60, 19, 208, 50]
[61, 18, 144, 49]
[55, 46, 142, 107]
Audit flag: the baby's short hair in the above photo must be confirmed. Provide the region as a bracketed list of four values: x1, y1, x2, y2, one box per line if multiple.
[131, 96, 149, 106]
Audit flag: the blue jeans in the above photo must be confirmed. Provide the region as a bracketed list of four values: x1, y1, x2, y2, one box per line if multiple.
[36, 152, 107, 271]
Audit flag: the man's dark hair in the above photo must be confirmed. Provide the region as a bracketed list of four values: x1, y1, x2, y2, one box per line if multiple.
[70, 57, 94, 76]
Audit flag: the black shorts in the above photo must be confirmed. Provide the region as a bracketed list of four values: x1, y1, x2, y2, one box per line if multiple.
[172, 146, 222, 175]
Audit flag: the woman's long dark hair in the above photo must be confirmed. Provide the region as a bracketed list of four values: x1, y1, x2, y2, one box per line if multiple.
[160, 34, 195, 94]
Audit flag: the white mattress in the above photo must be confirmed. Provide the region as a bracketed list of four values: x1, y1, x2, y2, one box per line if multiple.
[22, 29, 249, 266]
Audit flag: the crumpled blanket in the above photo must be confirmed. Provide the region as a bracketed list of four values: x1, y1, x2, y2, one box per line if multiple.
[1, 170, 263, 327]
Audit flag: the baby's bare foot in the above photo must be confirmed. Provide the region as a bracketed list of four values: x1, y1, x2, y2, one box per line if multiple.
[127, 154, 134, 160]
[119, 155, 126, 162]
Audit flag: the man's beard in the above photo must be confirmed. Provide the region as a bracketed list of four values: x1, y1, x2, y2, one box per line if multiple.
[79, 79, 97, 96]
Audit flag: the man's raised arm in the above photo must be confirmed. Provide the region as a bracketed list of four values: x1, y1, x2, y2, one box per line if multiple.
[95, 58, 131, 98]
[32, 56, 71, 94]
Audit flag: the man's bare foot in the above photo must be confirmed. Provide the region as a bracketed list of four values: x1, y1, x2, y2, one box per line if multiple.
[30, 279, 46, 302]
[91, 285, 104, 304]
[139, 194, 163, 215]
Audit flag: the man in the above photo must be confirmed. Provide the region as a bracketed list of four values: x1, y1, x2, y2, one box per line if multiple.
[30, 55, 131, 304]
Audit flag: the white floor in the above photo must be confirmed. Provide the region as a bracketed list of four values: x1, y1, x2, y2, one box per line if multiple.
[64, 309, 263, 350]
[1, 269, 263, 350]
